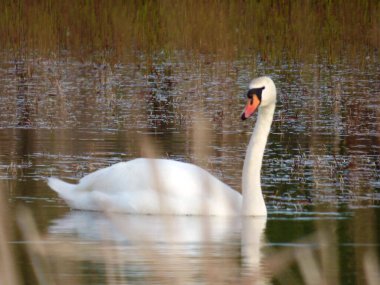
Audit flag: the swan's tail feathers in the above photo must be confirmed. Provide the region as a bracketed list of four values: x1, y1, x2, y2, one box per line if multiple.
[47, 177, 76, 196]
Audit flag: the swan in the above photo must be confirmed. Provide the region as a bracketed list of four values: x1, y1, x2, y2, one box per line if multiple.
[48, 76, 276, 216]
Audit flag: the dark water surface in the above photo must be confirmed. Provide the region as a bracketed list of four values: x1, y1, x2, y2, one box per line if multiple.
[1, 52, 379, 284]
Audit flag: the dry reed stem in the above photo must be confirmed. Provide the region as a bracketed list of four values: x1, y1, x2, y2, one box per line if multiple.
[364, 250, 380, 285]
[295, 247, 323, 285]
[0, 188, 21, 285]
[16, 206, 57, 285]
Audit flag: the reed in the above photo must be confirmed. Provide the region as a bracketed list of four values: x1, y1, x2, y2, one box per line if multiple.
[0, 0, 378, 63]
[0, 187, 21, 285]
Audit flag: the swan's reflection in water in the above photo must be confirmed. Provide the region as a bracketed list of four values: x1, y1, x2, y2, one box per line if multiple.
[47, 211, 267, 284]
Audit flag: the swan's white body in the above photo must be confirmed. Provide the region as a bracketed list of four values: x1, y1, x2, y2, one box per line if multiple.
[49, 159, 241, 215]
[48, 76, 276, 216]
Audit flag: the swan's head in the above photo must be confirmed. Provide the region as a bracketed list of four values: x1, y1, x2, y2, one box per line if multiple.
[241, 76, 277, 120]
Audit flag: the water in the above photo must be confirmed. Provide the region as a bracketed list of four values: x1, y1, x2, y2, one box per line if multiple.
[30, 210, 375, 284]
[1, 55, 379, 205]
[1, 53, 379, 284]
[7, 206, 380, 284]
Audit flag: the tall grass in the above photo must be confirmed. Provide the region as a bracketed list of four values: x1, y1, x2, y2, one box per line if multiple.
[0, 0, 378, 62]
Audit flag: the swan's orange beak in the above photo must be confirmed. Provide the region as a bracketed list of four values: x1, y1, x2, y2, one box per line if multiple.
[241, 95, 261, 120]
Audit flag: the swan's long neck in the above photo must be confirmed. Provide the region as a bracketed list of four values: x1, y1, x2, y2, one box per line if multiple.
[242, 105, 275, 216]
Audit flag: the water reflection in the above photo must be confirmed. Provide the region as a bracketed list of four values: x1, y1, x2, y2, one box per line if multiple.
[241, 217, 268, 284]
[49, 211, 243, 243]
[47, 211, 268, 284]
[146, 63, 176, 131]
[15, 60, 31, 126]
[1, 53, 379, 207]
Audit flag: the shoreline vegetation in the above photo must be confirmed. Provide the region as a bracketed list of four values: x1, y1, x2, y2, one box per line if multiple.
[0, 0, 378, 63]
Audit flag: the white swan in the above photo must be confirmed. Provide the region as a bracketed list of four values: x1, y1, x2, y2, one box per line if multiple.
[48, 76, 276, 216]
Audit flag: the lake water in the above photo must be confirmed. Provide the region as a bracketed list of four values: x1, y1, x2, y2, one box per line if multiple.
[0, 1, 380, 283]
[1, 52, 379, 285]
